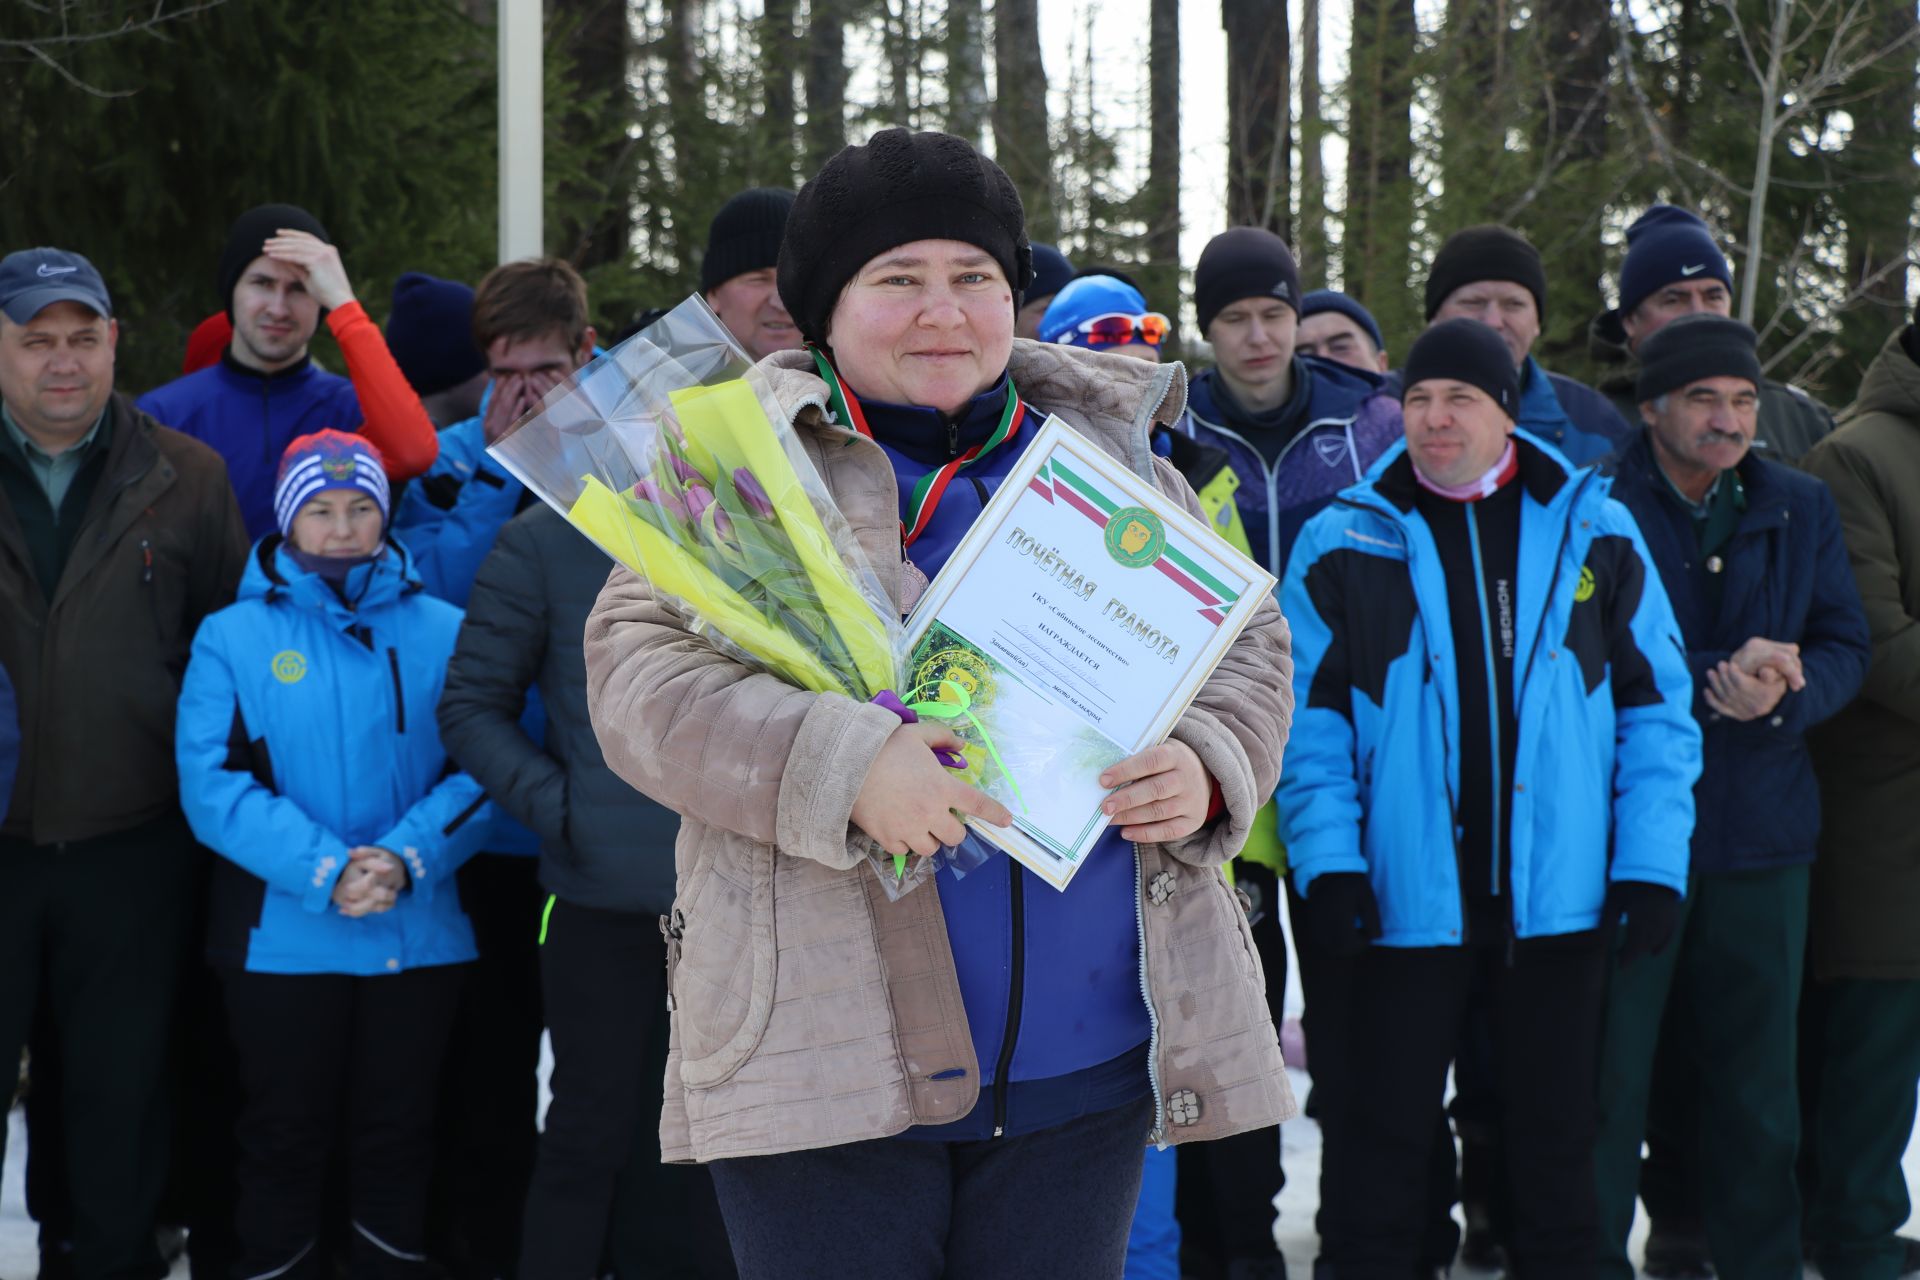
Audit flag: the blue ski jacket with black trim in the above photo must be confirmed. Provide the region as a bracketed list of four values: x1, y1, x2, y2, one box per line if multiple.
[1279, 431, 1702, 945]
[176, 536, 492, 975]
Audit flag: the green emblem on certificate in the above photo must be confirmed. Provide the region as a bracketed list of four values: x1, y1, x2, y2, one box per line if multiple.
[1104, 507, 1166, 569]
[911, 639, 995, 711]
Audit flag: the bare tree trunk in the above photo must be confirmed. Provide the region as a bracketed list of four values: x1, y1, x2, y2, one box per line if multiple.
[804, 0, 847, 171]
[1222, 0, 1289, 237]
[992, 0, 1057, 241]
[1143, 0, 1182, 345]
[1297, 0, 1325, 275]
[762, 0, 799, 180]
[947, 0, 989, 146]
[552, 0, 635, 269]
[665, 0, 704, 275]
[1530, 0, 1611, 358]
[1344, 0, 1417, 341]
[1739, 0, 1792, 325]
[883, 0, 913, 123]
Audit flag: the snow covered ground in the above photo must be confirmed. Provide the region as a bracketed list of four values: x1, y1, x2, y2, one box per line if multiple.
[5, 1072, 1919, 1279]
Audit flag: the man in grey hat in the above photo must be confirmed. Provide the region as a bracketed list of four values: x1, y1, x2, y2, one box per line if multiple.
[0, 246, 247, 1279]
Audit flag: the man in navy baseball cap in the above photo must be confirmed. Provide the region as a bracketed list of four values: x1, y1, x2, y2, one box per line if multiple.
[0, 247, 112, 324]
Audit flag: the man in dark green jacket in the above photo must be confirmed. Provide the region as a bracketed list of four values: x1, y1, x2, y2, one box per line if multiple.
[0, 247, 248, 1280]
[1800, 311, 1920, 1280]
[1589, 205, 1834, 466]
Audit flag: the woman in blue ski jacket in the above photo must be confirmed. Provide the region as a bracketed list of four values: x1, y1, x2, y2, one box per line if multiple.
[176, 429, 491, 1280]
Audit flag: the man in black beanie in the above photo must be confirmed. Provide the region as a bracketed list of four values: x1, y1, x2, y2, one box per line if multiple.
[1593, 313, 1869, 1280]
[138, 202, 439, 538]
[1175, 225, 1405, 1278]
[1281, 315, 1699, 1280]
[1423, 223, 1631, 466]
[701, 187, 801, 361]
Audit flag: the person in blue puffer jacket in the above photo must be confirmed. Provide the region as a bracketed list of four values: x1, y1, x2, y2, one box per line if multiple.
[176, 430, 491, 1280]
[1280, 320, 1701, 1278]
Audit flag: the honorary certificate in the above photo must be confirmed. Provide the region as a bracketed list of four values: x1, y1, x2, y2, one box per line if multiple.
[902, 416, 1276, 890]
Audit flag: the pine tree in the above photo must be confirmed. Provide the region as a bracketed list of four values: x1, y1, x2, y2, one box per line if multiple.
[992, 0, 1058, 241]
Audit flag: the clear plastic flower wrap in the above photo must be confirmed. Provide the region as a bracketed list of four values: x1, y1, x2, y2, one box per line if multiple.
[486, 295, 994, 897]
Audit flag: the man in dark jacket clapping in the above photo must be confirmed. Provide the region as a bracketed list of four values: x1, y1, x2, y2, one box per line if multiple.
[437, 502, 735, 1280]
[1593, 314, 1871, 1280]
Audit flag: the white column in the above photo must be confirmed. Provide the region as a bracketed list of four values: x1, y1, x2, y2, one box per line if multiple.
[498, 0, 543, 263]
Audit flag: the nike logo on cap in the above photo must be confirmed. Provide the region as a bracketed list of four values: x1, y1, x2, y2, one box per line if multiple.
[1680, 264, 1707, 276]
[36, 263, 79, 277]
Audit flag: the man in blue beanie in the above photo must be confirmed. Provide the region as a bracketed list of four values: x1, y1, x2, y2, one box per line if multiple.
[387, 272, 487, 427]
[1297, 289, 1390, 372]
[1015, 242, 1076, 339]
[1591, 205, 1834, 464]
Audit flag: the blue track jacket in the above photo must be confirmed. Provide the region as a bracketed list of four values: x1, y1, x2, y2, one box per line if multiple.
[1280, 432, 1701, 945]
[177, 537, 492, 974]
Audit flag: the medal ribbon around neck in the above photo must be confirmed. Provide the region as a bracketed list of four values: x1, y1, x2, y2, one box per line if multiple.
[809, 344, 1027, 548]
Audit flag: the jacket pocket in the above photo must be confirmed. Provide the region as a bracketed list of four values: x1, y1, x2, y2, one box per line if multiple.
[671, 835, 778, 1089]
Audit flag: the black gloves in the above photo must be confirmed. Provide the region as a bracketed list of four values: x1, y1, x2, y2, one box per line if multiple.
[1605, 880, 1682, 966]
[1305, 872, 1382, 958]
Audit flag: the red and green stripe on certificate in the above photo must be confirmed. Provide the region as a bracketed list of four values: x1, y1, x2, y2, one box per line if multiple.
[1031, 458, 1240, 625]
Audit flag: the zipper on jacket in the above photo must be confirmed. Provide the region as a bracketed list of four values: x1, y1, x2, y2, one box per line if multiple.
[1334, 493, 1469, 942]
[261, 377, 273, 466]
[946, 417, 961, 460]
[991, 865, 1026, 1137]
[1465, 506, 1505, 906]
[1199, 414, 1358, 575]
[386, 648, 406, 734]
[1134, 842, 1166, 1143]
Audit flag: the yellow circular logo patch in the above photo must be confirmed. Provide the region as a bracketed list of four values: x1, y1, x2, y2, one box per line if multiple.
[1574, 566, 1596, 603]
[271, 650, 308, 684]
[1104, 507, 1167, 569]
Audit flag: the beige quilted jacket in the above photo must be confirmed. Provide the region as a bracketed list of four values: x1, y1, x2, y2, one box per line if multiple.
[583, 339, 1297, 1163]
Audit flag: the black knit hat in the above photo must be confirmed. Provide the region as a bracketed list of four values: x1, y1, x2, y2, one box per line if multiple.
[219, 203, 330, 318]
[1403, 318, 1521, 421]
[1195, 227, 1301, 334]
[778, 128, 1032, 346]
[1635, 313, 1761, 404]
[1424, 225, 1547, 322]
[701, 188, 796, 294]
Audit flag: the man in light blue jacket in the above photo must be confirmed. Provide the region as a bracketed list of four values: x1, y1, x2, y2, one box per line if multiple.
[1279, 319, 1702, 1279]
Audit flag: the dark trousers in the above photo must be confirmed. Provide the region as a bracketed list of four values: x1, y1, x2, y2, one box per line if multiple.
[519, 897, 733, 1280]
[0, 814, 200, 1280]
[1802, 976, 1920, 1280]
[707, 1094, 1152, 1280]
[1316, 934, 1608, 1280]
[428, 855, 544, 1280]
[1176, 861, 1287, 1273]
[1592, 866, 1807, 1280]
[223, 964, 468, 1280]
[1284, 883, 1459, 1270]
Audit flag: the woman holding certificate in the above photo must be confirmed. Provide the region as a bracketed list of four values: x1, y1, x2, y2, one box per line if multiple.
[583, 128, 1295, 1279]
